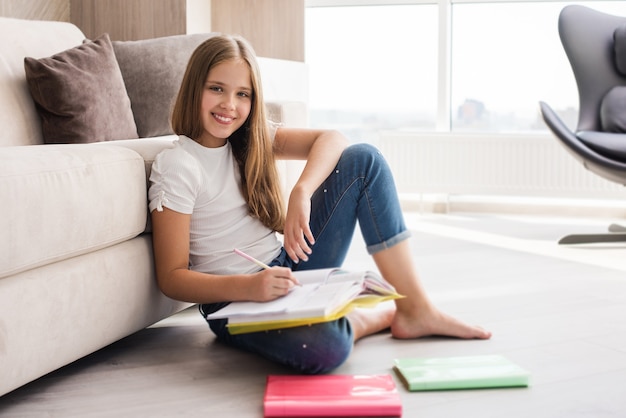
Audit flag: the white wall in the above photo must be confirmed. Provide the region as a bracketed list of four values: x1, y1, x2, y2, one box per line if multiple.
[186, 0, 212, 34]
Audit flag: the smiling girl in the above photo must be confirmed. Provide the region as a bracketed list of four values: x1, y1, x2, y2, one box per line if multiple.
[148, 34, 490, 374]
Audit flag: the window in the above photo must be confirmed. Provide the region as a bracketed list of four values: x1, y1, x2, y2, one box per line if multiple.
[306, 1, 626, 139]
[306, 4, 438, 142]
[451, 2, 574, 133]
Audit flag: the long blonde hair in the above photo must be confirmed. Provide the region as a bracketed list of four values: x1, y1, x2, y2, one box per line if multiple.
[171, 35, 285, 233]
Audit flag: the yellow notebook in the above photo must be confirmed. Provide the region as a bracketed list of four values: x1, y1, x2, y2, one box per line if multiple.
[205, 268, 403, 334]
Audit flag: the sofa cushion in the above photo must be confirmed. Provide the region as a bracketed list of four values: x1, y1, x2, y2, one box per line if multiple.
[112, 33, 216, 137]
[24, 34, 138, 144]
[0, 144, 147, 278]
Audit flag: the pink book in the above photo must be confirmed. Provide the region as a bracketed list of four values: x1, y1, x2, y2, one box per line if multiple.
[263, 374, 402, 417]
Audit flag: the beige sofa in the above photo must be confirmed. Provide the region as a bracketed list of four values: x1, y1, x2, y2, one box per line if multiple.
[0, 17, 305, 396]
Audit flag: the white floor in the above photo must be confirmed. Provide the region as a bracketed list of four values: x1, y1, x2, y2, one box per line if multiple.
[1, 212, 626, 417]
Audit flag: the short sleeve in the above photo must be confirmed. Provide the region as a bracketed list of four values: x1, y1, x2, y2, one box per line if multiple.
[148, 145, 202, 214]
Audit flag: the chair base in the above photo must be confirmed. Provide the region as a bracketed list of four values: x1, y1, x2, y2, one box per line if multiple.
[558, 224, 626, 244]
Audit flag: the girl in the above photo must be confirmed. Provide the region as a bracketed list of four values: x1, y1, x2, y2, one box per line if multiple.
[149, 34, 491, 374]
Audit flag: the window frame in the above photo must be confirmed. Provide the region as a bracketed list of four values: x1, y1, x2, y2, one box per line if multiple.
[305, 0, 626, 132]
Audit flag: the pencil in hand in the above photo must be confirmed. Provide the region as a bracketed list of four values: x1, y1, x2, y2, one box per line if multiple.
[233, 248, 301, 287]
[233, 248, 271, 270]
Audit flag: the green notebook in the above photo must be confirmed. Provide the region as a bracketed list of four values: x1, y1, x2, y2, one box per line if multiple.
[393, 354, 530, 391]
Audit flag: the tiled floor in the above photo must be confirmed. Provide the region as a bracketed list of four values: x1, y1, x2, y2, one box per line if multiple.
[1, 212, 625, 417]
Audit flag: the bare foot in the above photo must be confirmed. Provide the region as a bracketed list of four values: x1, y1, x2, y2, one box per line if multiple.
[347, 305, 396, 342]
[391, 306, 491, 340]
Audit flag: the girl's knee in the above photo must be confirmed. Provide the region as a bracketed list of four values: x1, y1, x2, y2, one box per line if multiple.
[342, 143, 387, 170]
[344, 143, 381, 159]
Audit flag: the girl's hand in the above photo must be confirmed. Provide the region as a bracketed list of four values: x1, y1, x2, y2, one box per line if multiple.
[283, 186, 315, 263]
[248, 267, 299, 301]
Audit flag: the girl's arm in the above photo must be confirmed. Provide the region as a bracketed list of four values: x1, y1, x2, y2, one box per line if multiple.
[273, 128, 349, 262]
[151, 207, 298, 303]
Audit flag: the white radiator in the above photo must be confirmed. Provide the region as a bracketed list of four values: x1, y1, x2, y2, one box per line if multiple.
[378, 132, 626, 200]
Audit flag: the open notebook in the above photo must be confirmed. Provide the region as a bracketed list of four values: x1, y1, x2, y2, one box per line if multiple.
[205, 268, 402, 334]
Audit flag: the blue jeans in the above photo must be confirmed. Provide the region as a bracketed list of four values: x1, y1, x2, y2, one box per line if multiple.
[200, 143, 410, 374]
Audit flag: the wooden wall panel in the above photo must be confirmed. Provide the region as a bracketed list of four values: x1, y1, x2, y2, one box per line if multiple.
[0, 0, 69, 21]
[1, 0, 304, 61]
[70, 0, 187, 41]
[211, 0, 304, 62]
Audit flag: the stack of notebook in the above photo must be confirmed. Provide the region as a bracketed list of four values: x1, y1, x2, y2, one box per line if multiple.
[262, 355, 530, 417]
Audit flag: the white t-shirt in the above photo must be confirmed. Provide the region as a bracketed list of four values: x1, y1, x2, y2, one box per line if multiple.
[148, 135, 282, 275]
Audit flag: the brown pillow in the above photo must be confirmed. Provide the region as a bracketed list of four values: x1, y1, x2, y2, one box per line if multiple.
[24, 33, 138, 144]
[113, 33, 216, 138]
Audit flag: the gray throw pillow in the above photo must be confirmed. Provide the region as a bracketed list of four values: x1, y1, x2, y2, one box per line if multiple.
[24, 34, 138, 144]
[600, 85, 626, 133]
[614, 23, 626, 76]
[113, 33, 217, 138]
